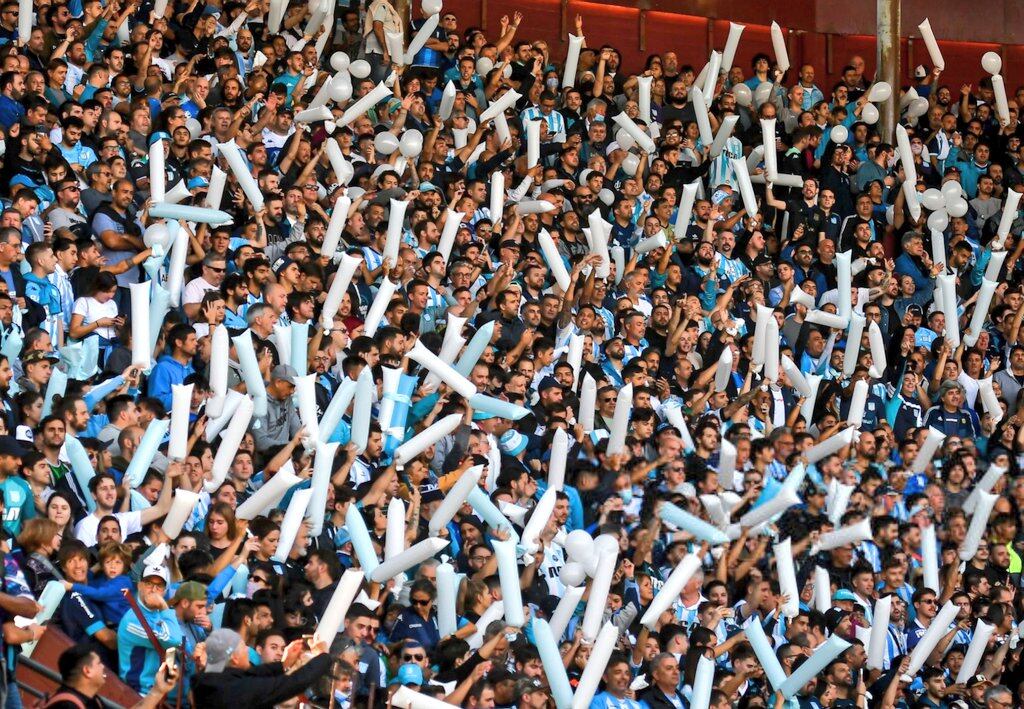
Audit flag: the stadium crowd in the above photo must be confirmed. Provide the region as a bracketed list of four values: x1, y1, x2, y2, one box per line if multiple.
[0, 0, 1016, 708]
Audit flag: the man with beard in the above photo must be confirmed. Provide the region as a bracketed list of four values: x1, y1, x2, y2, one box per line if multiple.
[3, 120, 57, 189]
[688, 241, 724, 312]
[660, 79, 695, 127]
[591, 339, 622, 395]
[91, 179, 145, 296]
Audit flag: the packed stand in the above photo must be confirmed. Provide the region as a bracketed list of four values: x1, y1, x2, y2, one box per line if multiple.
[0, 1, 1017, 708]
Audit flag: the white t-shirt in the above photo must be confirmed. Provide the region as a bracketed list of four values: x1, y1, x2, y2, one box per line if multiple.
[182, 276, 217, 307]
[74, 510, 142, 547]
[72, 296, 119, 339]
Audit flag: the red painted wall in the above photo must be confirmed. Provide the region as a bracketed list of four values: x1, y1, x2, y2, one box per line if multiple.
[443, 0, 1021, 98]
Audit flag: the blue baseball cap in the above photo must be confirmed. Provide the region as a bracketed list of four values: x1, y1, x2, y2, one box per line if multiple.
[389, 663, 424, 686]
[148, 131, 172, 146]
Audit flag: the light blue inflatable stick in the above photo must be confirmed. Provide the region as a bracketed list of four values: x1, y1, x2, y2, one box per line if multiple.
[780, 635, 851, 698]
[59, 341, 83, 379]
[230, 563, 249, 597]
[129, 489, 151, 510]
[345, 503, 380, 578]
[533, 618, 573, 709]
[149, 283, 171, 355]
[65, 436, 96, 512]
[142, 243, 166, 283]
[384, 374, 418, 455]
[454, 321, 495, 377]
[80, 336, 99, 380]
[319, 379, 357, 444]
[232, 330, 268, 417]
[123, 418, 170, 487]
[746, 615, 787, 690]
[289, 322, 310, 376]
[149, 203, 233, 225]
[658, 501, 730, 545]
[42, 365, 67, 417]
[21, 581, 66, 657]
[467, 487, 519, 542]
[468, 394, 529, 420]
[85, 375, 125, 412]
[351, 367, 373, 452]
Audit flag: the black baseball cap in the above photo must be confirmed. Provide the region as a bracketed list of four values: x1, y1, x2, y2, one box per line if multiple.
[0, 437, 27, 458]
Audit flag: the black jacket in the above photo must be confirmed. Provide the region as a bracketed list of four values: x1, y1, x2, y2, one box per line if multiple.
[640, 686, 688, 709]
[192, 655, 331, 709]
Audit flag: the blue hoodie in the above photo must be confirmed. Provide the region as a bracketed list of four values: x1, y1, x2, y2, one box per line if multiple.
[147, 354, 195, 411]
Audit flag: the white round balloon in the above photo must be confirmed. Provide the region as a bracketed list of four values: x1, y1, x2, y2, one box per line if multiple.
[861, 103, 879, 124]
[616, 129, 636, 150]
[946, 198, 969, 218]
[942, 181, 962, 202]
[330, 52, 350, 72]
[565, 530, 593, 561]
[329, 76, 353, 103]
[927, 210, 949, 232]
[143, 223, 172, 249]
[922, 188, 945, 211]
[559, 562, 587, 587]
[598, 188, 614, 206]
[867, 82, 892, 103]
[422, 0, 443, 14]
[374, 131, 400, 155]
[908, 97, 930, 118]
[830, 125, 848, 144]
[622, 154, 640, 175]
[399, 129, 424, 158]
[982, 51, 1002, 75]
[582, 552, 600, 577]
[185, 118, 202, 140]
[349, 60, 371, 79]
[732, 83, 752, 107]
[476, 57, 494, 76]
[754, 82, 773, 106]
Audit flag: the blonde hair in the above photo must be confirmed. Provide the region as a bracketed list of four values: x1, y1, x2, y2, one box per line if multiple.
[97, 541, 132, 569]
[18, 518, 60, 554]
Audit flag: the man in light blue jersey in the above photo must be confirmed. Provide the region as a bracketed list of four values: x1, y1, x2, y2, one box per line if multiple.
[117, 564, 183, 695]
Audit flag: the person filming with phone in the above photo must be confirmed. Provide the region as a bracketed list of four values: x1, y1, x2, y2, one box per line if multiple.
[41, 643, 176, 709]
[192, 627, 331, 709]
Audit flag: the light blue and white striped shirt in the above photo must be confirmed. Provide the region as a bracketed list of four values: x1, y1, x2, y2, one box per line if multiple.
[520, 106, 567, 136]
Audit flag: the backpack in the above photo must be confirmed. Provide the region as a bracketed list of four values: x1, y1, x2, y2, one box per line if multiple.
[33, 691, 87, 709]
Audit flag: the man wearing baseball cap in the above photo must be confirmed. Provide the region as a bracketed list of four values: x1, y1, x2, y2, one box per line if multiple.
[170, 581, 209, 706]
[252, 363, 302, 453]
[116, 565, 182, 695]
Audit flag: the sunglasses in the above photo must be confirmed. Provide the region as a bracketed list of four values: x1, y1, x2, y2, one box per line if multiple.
[411, 598, 431, 606]
[403, 653, 426, 661]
